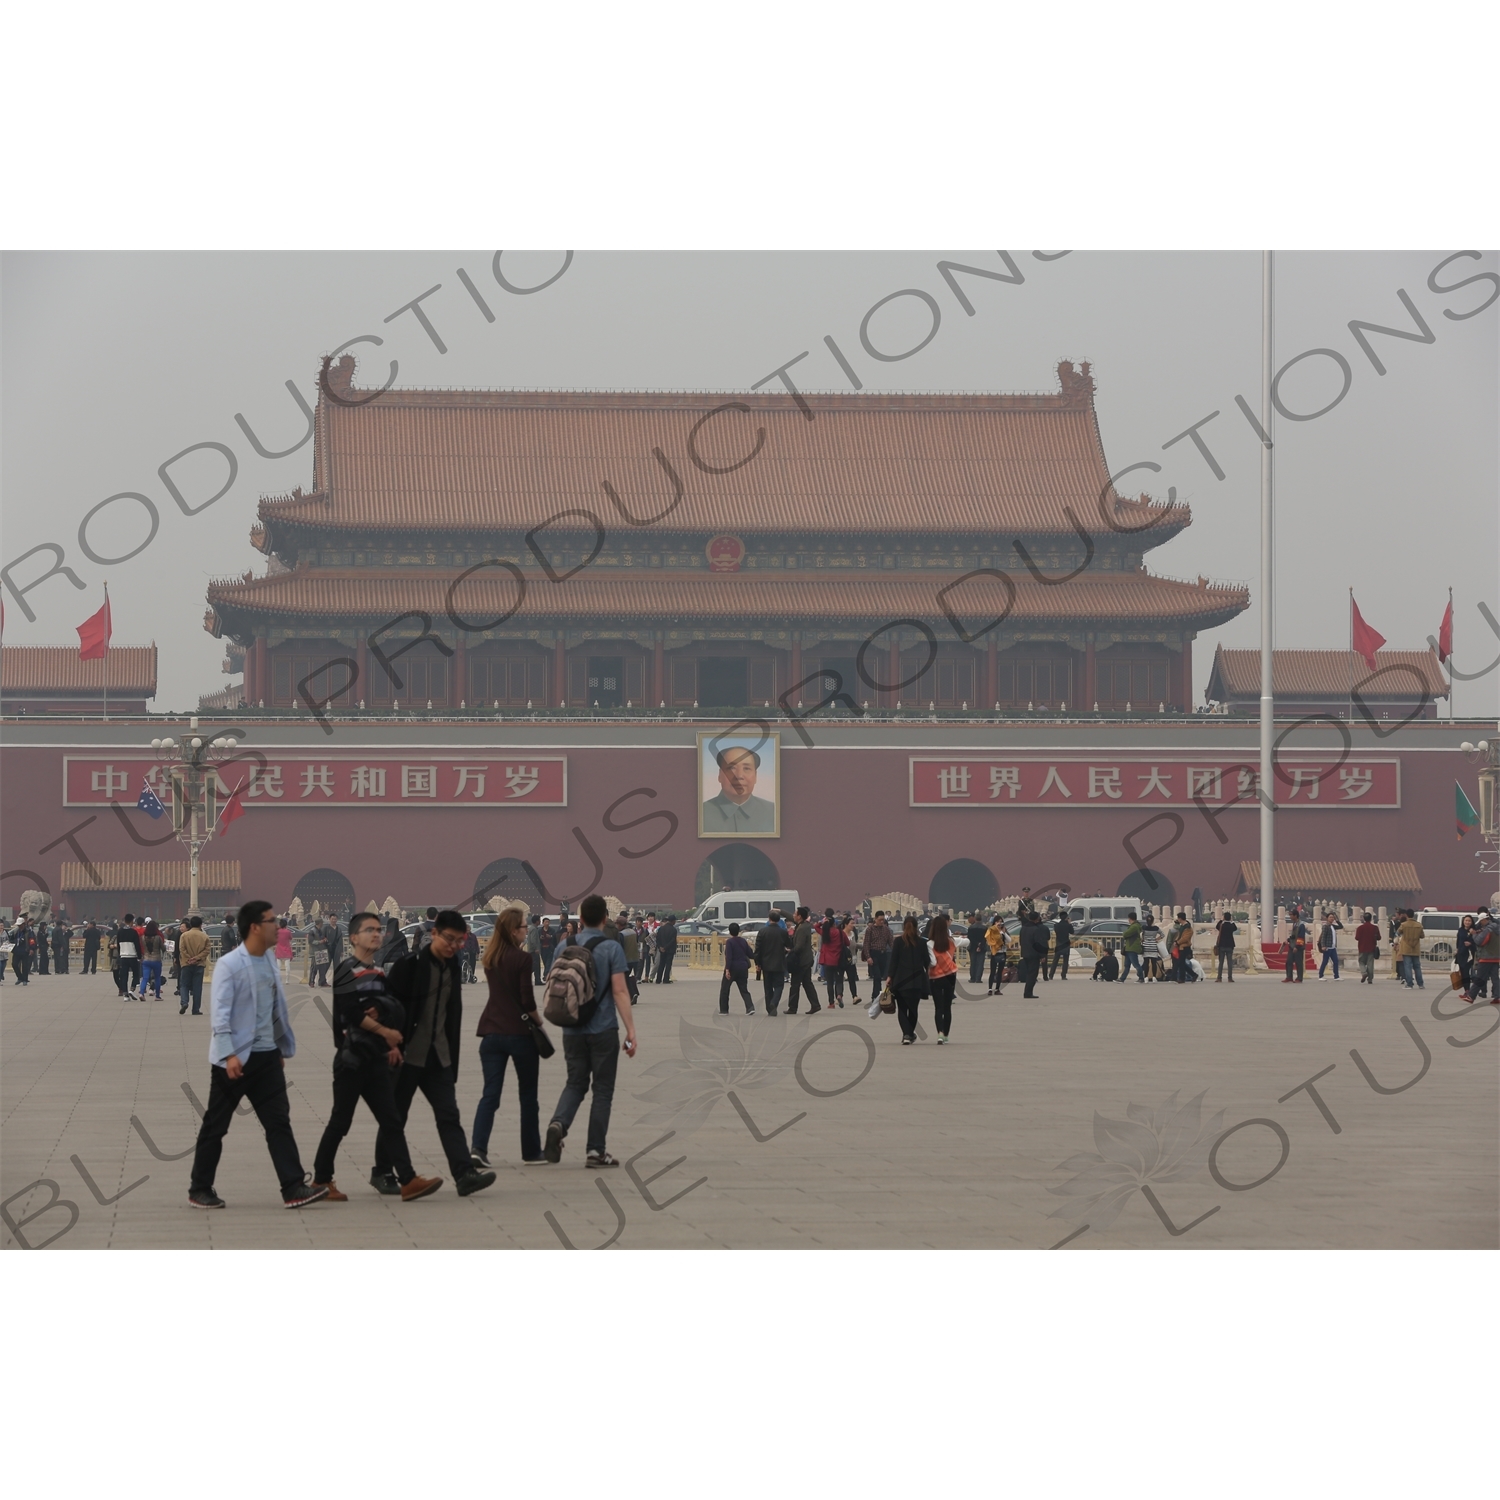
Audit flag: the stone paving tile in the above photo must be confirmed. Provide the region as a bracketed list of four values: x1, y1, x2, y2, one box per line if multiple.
[2, 966, 1496, 1249]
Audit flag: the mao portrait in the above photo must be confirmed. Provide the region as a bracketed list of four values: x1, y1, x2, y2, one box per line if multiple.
[698, 730, 780, 838]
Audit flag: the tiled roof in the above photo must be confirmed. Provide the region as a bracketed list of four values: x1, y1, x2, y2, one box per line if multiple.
[59, 861, 242, 892]
[1210, 647, 1447, 698]
[1238, 861, 1421, 893]
[261, 359, 1189, 540]
[1, 645, 157, 694]
[206, 567, 1249, 630]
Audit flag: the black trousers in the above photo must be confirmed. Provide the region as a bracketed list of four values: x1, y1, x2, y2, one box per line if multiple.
[786, 965, 820, 1012]
[374, 1053, 472, 1179]
[987, 951, 1004, 990]
[313, 1059, 416, 1185]
[895, 986, 923, 1038]
[656, 949, 676, 983]
[1045, 943, 1071, 980]
[969, 946, 986, 984]
[82, 947, 99, 974]
[761, 970, 785, 1013]
[719, 970, 754, 1013]
[54, 948, 69, 974]
[1019, 955, 1042, 997]
[931, 973, 957, 1035]
[190, 1050, 307, 1193]
[116, 958, 139, 994]
[13, 951, 31, 983]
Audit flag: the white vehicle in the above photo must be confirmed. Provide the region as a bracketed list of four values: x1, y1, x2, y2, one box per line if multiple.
[1414, 908, 1479, 960]
[689, 889, 800, 930]
[1066, 898, 1147, 926]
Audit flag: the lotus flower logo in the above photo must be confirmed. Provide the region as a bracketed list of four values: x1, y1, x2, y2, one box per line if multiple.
[635, 1016, 797, 1137]
[1047, 1090, 1226, 1233]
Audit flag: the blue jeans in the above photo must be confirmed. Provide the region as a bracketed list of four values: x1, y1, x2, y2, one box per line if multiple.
[1401, 955, 1424, 988]
[1120, 951, 1144, 981]
[552, 1028, 620, 1156]
[180, 965, 204, 1013]
[139, 959, 163, 997]
[471, 1032, 541, 1160]
[1318, 948, 1340, 977]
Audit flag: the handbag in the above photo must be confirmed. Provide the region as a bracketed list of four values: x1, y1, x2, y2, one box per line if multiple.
[523, 1013, 556, 1059]
[877, 982, 896, 1014]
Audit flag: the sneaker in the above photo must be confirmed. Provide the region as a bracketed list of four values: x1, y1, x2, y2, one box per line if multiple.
[455, 1168, 496, 1197]
[188, 1187, 225, 1209]
[369, 1169, 401, 1196]
[470, 1150, 490, 1169]
[179, 1005, 187, 1015]
[522, 1157, 551, 1165]
[936, 1034, 948, 1045]
[544, 1121, 565, 1163]
[745, 1007, 757, 1015]
[400, 1174, 443, 1201]
[283, 1182, 330, 1209]
[1317, 975, 1327, 982]
[586, 1151, 620, 1168]
[901, 1035, 914, 1045]
[312, 1181, 348, 1201]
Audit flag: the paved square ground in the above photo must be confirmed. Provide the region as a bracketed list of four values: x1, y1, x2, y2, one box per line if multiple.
[3, 963, 1495, 1249]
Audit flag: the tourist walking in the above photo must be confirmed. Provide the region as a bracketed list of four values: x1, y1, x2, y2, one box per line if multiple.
[838, 915, 862, 1002]
[52, 920, 71, 975]
[1455, 914, 1476, 993]
[1316, 912, 1344, 980]
[1169, 912, 1195, 983]
[372, 911, 496, 1197]
[1214, 910, 1238, 983]
[863, 910, 893, 995]
[309, 918, 332, 987]
[81, 918, 101, 975]
[719, 923, 755, 1014]
[186, 900, 328, 1210]
[1120, 916, 1145, 982]
[178, 915, 210, 1014]
[753, 915, 790, 1014]
[377, 915, 408, 967]
[888, 916, 932, 1044]
[1282, 913, 1308, 983]
[460, 926, 480, 984]
[785, 907, 820, 1014]
[1355, 912, 1380, 984]
[544, 893, 638, 1168]
[35, 920, 52, 976]
[985, 914, 1006, 993]
[470, 907, 549, 1167]
[654, 915, 679, 984]
[928, 913, 957, 1043]
[8, 917, 34, 985]
[1140, 915, 1163, 982]
[818, 908, 848, 1009]
[1397, 911, 1425, 989]
[1018, 911, 1049, 998]
[966, 913, 987, 984]
[1045, 908, 1074, 981]
[274, 918, 294, 982]
[525, 915, 543, 984]
[116, 914, 142, 997]
[1465, 908, 1498, 1002]
[311, 911, 442, 1203]
[139, 919, 166, 999]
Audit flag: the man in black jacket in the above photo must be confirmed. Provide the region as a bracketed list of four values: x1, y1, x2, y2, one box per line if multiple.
[966, 914, 988, 985]
[655, 917, 679, 984]
[1045, 911, 1074, 981]
[81, 919, 101, 975]
[753, 918, 790, 1014]
[1018, 912, 1049, 998]
[785, 908, 822, 1014]
[370, 910, 495, 1198]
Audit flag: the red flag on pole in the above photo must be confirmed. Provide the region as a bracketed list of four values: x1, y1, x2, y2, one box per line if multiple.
[217, 778, 248, 834]
[1350, 596, 1386, 672]
[77, 594, 112, 660]
[1436, 597, 1454, 664]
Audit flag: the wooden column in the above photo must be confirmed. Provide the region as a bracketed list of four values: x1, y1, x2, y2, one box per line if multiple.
[554, 636, 567, 707]
[986, 636, 998, 708]
[790, 636, 802, 705]
[356, 635, 369, 706]
[654, 634, 665, 707]
[253, 636, 269, 707]
[1179, 634, 1193, 712]
[453, 637, 467, 708]
[888, 633, 902, 709]
[1084, 639, 1097, 709]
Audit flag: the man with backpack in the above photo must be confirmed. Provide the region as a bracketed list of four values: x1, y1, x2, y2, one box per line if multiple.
[543, 894, 638, 1168]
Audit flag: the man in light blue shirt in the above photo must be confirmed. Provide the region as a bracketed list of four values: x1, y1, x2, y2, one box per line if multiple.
[188, 900, 328, 1210]
[544, 894, 638, 1168]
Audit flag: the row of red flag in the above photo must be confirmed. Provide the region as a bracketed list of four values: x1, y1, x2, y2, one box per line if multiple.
[1351, 594, 1451, 671]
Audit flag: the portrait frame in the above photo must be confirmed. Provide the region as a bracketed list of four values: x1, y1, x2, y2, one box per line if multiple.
[697, 727, 780, 839]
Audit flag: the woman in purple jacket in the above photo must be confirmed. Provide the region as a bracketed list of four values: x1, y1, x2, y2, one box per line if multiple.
[719, 923, 756, 1015]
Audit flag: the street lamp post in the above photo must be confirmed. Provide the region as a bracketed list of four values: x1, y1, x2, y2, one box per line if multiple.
[151, 715, 238, 916]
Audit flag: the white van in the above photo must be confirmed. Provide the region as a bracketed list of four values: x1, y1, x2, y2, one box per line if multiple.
[690, 890, 800, 930]
[1415, 909, 1478, 960]
[1066, 899, 1147, 926]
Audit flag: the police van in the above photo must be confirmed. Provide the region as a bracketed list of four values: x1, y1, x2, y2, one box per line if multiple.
[688, 890, 800, 932]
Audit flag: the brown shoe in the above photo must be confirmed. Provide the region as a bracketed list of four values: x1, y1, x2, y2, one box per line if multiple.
[313, 1181, 348, 1202]
[401, 1175, 443, 1201]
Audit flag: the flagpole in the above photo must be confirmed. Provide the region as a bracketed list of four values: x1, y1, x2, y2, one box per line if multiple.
[1259, 250, 1276, 951]
[1448, 585, 1454, 721]
[1348, 586, 1353, 727]
[102, 584, 109, 724]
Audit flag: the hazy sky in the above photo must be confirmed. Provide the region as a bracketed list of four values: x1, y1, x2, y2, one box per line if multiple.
[2, 249, 1495, 713]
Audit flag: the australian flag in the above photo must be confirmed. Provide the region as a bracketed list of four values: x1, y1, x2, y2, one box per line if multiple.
[137, 779, 166, 820]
